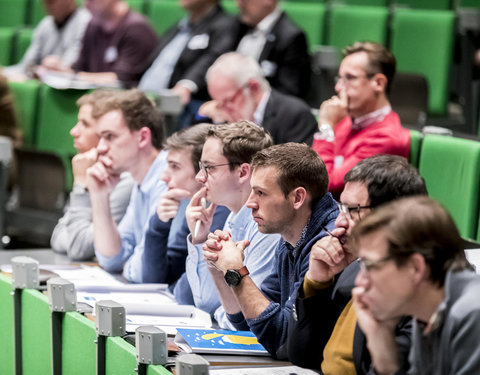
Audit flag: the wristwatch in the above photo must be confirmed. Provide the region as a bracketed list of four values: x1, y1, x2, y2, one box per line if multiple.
[224, 266, 249, 287]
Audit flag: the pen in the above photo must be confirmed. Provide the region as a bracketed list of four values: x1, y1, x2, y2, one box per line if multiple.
[194, 197, 207, 238]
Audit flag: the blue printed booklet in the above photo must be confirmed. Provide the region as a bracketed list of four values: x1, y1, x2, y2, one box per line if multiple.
[175, 328, 269, 356]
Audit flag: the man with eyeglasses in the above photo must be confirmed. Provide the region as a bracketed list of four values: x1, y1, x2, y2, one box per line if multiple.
[313, 41, 410, 197]
[183, 120, 281, 328]
[198, 52, 317, 145]
[352, 196, 479, 375]
[288, 155, 427, 374]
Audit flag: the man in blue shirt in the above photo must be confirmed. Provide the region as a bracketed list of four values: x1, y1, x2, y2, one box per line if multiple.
[86, 89, 167, 282]
[141, 123, 229, 299]
[203, 143, 338, 356]
[185, 121, 281, 328]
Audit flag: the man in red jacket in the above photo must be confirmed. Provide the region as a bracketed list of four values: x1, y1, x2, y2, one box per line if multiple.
[313, 42, 410, 197]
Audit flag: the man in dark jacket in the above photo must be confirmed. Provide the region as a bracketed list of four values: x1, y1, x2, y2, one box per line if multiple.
[288, 155, 427, 374]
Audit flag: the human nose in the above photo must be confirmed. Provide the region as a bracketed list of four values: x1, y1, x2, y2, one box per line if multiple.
[195, 168, 207, 184]
[161, 168, 170, 184]
[355, 264, 371, 289]
[70, 122, 80, 137]
[96, 138, 108, 154]
[245, 191, 257, 209]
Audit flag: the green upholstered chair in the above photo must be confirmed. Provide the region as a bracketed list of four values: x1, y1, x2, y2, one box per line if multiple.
[0, 27, 14, 65]
[35, 85, 89, 189]
[8, 80, 41, 148]
[10, 27, 33, 65]
[28, 0, 46, 26]
[327, 5, 388, 53]
[419, 135, 480, 239]
[331, 0, 389, 6]
[147, 1, 186, 36]
[0, 0, 28, 27]
[125, 0, 146, 14]
[458, 0, 480, 7]
[280, 2, 326, 49]
[392, 0, 453, 9]
[390, 8, 455, 117]
[408, 129, 422, 168]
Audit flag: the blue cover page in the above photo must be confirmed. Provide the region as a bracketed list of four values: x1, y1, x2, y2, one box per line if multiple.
[175, 328, 269, 355]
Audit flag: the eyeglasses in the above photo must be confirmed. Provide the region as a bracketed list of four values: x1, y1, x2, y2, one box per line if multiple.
[334, 73, 375, 86]
[218, 83, 248, 108]
[358, 255, 394, 273]
[337, 202, 371, 221]
[198, 161, 239, 178]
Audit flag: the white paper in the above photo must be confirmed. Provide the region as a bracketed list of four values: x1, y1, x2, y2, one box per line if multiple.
[209, 366, 318, 374]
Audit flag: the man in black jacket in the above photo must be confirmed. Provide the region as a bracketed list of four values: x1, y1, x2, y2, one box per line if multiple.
[200, 52, 317, 145]
[139, 0, 234, 107]
[232, 0, 310, 98]
[288, 155, 427, 374]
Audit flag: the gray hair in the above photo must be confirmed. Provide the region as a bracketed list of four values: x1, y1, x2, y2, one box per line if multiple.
[206, 52, 270, 91]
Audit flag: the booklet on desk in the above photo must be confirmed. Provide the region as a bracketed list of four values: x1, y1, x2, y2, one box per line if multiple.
[175, 328, 269, 356]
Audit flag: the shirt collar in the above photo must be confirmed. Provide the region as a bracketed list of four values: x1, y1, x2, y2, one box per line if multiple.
[253, 88, 271, 125]
[255, 6, 282, 34]
[351, 105, 391, 131]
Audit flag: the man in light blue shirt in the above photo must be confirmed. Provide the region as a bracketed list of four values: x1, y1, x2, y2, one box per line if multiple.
[185, 121, 281, 328]
[86, 89, 167, 283]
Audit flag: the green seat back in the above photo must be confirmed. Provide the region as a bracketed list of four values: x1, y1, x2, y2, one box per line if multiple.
[8, 80, 40, 148]
[392, 0, 453, 9]
[390, 9, 455, 116]
[126, 0, 146, 14]
[29, 0, 46, 26]
[408, 129, 422, 168]
[147, 1, 186, 36]
[36, 85, 88, 189]
[458, 0, 480, 7]
[0, 0, 28, 27]
[0, 27, 14, 65]
[11, 27, 34, 65]
[22, 289, 52, 375]
[0, 274, 14, 375]
[281, 2, 326, 48]
[331, 0, 389, 5]
[222, 0, 238, 14]
[419, 135, 480, 239]
[327, 5, 388, 52]
[62, 312, 97, 375]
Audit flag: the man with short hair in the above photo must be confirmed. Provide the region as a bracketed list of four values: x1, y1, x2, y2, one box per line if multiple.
[2, 0, 90, 81]
[87, 89, 167, 282]
[352, 196, 477, 375]
[51, 90, 133, 260]
[50, 0, 157, 87]
[185, 121, 280, 328]
[200, 52, 317, 145]
[288, 155, 427, 374]
[313, 42, 410, 196]
[232, 0, 310, 98]
[203, 143, 338, 356]
[141, 124, 229, 300]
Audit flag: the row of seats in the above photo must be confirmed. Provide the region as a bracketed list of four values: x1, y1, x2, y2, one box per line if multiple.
[0, 2, 457, 118]
[410, 130, 480, 241]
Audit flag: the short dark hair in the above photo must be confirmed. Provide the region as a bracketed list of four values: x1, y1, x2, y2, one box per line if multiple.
[343, 41, 396, 93]
[252, 142, 329, 204]
[165, 123, 213, 174]
[207, 120, 273, 167]
[351, 196, 471, 287]
[344, 155, 427, 208]
[91, 89, 165, 150]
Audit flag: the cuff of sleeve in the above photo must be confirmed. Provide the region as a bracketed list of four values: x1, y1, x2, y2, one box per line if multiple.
[176, 79, 198, 94]
[69, 190, 91, 207]
[303, 273, 334, 298]
[314, 123, 335, 142]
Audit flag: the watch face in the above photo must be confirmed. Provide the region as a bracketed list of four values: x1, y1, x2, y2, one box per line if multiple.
[224, 270, 241, 287]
